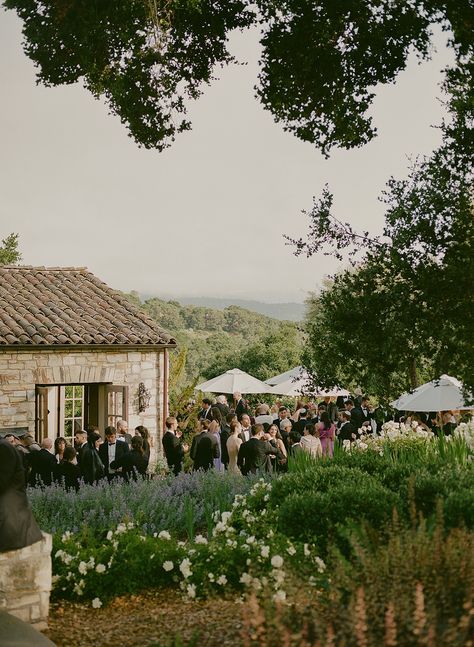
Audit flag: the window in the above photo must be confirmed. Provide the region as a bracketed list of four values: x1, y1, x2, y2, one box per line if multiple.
[62, 385, 84, 443]
[106, 385, 128, 428]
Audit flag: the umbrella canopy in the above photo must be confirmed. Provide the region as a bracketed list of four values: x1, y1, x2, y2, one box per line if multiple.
[266, 366, 306, 386]
[267, 367, 349, 397]
[269, 376, 313, 397]
[270, 379, 350, 398]
[391, 374, 472, 412]
[195, 368, 273, 395]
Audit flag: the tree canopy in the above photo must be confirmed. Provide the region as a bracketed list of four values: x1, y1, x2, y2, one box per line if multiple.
[5, 0, 473, 154]
[295, 134, 474, 399]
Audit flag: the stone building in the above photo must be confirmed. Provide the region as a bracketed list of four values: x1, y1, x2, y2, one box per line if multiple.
[0, 266, 176, 460]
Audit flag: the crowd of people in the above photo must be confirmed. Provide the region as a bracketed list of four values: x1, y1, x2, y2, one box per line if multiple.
[161, 391, 465, 476]
[3, 420, 151, 489]
[2, 390, 464, 490]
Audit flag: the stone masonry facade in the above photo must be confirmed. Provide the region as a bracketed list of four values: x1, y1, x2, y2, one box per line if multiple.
[0, 348, 166, 462]
[0, 533, 52, 630]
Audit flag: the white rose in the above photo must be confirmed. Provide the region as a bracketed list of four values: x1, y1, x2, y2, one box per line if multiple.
[92, 597, 102, 609]
[158, 530, 171, 540]
[271, 555, 284, 569]
[163, 561, 174, 572]
[273, 590, 286, 603]
[95, 564, 106, 574]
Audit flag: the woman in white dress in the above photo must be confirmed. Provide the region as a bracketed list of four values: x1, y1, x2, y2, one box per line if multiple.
[226, 420, 243, 474]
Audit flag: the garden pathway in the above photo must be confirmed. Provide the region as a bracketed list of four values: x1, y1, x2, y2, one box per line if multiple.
[44, 590, 243, 647]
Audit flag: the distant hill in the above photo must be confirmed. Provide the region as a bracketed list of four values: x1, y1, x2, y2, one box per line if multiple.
[121, 291, 304, 382]
[141, 295, 306, 322]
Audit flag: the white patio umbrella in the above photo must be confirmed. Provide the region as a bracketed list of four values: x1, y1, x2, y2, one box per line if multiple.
[267, 366, 349, 398]
[391, 374, 472, 412]
[269, 375, 314, 397]
[195, 368, 274, 395]
[266, 366, 307, 386]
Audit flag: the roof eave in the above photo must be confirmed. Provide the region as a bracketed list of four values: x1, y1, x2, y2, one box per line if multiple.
[0, 343, 177, 352]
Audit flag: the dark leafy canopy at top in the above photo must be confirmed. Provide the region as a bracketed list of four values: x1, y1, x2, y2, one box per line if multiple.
[4, 0, 473, 154]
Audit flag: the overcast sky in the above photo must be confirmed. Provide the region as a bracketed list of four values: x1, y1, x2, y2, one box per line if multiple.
[0, 9, 454, 303]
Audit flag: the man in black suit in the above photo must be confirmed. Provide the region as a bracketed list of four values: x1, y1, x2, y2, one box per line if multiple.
[238, 414, 252, 443]
[193, 422, 220, 471]
[162, 416, 186, 476]
[352, 396, 374, 432]
[198, 398, 214, 421]
[338, 412, 357, 443]
[273, 406, 289, 428]
[99, 426, 129, 479]
[293, 409, 309, 435]
[116, 420, 133, 448]
[233, 392, 248, 421]
[237, 424, 282, 475]
[74, 429, 89, 464]
[29, 438, 57, 486]
[215, 395, 230, 419]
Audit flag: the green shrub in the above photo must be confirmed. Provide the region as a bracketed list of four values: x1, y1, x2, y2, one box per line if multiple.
[276, 472, 399, 554]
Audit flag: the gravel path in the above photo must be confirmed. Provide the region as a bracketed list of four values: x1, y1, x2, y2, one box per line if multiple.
[44, 590, 244, 647]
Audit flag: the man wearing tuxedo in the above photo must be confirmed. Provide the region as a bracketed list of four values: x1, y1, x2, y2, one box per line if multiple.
[198, 398, 213, 421]
[238, 414, 252, 443]
[338, 411, 357, 443]
[99, 426, 130, 479]
[352, 396, 374, 432]
[273, 406, 289, 428]
[237, 424, 282, 475]
[162, 416, 186, 475]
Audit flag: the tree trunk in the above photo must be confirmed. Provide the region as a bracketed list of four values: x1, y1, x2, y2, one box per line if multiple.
[408, 358, 419, 390]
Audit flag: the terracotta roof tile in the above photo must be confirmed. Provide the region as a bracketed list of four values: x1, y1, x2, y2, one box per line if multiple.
[0, 267, 176, 347]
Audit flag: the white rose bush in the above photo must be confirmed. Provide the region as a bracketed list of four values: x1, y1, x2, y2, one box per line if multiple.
[51, 479, 327, 607]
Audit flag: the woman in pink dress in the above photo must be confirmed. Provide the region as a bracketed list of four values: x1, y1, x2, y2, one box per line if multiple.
[318, 412, 336, 457]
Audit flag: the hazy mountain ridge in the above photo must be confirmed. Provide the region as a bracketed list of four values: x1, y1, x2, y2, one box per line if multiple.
[141, 295, 305, 322]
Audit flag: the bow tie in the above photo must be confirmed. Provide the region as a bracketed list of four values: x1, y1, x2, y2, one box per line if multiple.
[109, 443, 115, 446]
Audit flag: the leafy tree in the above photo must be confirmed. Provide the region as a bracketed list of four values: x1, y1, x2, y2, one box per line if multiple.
[295, 143, 474, 397]
[5, 0, 472, 154]
[0, 233, 22, 265]
[203, 321, 303, 382]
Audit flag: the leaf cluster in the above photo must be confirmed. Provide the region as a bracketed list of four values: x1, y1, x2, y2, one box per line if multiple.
[5, 0, 473, 153]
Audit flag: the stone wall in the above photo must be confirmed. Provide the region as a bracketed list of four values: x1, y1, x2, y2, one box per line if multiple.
[0, 348, 166, 460]
[0, 533, 52, 631]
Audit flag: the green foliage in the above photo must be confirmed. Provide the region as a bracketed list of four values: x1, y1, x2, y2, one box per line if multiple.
[0, 233, 22, 265]
[274, 466, 399, 553]
[121, 293, 303, 383]
[5, 1, 472, 156]
[299, 147, 474, 397]
[203, 321, 303, 382]
[248, 519, 474, 646]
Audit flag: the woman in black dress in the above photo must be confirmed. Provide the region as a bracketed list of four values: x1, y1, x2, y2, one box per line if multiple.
[55, 446, 81, 491]
[111, 435, 148, 481]
[134, 425, 150, 465]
